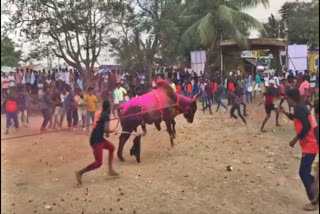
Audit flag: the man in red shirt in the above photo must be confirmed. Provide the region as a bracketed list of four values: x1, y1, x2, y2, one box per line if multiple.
[259, 80, 281, 132]
[4, 90, 19, 134]
[281, 88, 319, 211]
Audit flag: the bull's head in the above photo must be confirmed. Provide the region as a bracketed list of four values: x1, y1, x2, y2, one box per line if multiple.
[183, 95, 198, 123]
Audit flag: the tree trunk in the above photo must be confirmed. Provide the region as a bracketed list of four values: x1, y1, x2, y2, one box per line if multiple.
[271, 48, 282, 75]
[204, 38, 219, 75]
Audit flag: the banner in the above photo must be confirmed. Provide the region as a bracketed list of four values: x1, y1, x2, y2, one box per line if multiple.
[191, 51, 206, 76]
[288, 45, 308, 73]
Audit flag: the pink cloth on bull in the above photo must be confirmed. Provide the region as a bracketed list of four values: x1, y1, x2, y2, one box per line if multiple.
[121, 88, 172, 115]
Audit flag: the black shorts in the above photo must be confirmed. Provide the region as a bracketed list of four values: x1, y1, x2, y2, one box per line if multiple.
[265, 104, 275, 115]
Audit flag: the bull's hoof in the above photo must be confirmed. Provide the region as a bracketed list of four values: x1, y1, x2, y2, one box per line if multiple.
[118, 156, 125, 162]
[170, 140, 174, 148]
[130, 147, 136, 156]
[173, 133, 176, 139]
[136, 156, 141, 163]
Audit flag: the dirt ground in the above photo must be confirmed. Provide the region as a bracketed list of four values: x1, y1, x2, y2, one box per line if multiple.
[1, 100, 319, 214]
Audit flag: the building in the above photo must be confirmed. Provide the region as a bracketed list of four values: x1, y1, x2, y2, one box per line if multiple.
[308, 49, 319, 73]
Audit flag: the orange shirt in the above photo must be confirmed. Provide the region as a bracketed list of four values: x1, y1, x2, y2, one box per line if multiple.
[294, 114, 319, 154]
[187, 84, 192, 93]
[176, 85, 182, 94]
[6, 101, 17, 113]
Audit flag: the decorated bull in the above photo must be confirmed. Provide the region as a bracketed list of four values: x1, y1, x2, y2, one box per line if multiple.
[118, 80, 197, 162]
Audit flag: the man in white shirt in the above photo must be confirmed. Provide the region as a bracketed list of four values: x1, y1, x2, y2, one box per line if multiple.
[264, 75, 269, 88]
[60, 70, 66, 83]
[8, 72, 16, 88]
[273, 75, 280, 89]
[114, 83, 127, 106]
[310, 73, 317, 101]
[65, 69, 70, 85]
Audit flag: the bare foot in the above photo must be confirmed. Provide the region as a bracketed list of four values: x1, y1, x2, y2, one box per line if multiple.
[303, 203, 318, 211]
[276, 124, 282, 127]
[75, 171, 82, 185]
[109, 170, 119, 177]
[260, 129, 268, 133]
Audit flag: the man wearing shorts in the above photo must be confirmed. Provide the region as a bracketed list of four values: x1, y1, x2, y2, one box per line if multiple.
[260, 80, 281, 132]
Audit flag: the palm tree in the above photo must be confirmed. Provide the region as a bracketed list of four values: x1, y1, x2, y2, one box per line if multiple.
[260, 14, 285, 39]
[180, 0, 269, 72]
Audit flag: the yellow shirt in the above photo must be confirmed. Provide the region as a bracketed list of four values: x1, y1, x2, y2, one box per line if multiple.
[85, 94, 97, 112]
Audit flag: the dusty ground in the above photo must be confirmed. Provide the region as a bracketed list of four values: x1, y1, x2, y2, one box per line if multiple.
[1, 100, 319, 214]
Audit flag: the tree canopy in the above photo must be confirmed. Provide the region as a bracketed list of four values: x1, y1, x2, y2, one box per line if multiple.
[1, 36, 22, 67]
[6, 0, 125, 86]
[263, 0, 319, 48]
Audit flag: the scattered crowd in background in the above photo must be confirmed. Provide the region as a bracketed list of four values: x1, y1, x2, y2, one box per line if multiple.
[1, 67, 319, 135]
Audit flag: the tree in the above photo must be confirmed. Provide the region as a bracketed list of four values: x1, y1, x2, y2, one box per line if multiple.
[110, 0, 185, 75]
[285, 0, 319, 48]
[1, 36, 22, 67]
[260, 14, 285, 39]
[6, 0, 124, 87]
[180, 0, 268, 73]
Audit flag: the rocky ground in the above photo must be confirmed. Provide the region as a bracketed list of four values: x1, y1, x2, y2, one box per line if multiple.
[1, 100, 319, 214]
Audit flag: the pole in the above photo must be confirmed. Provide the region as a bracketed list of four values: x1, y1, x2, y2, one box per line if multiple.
[285, 19, 289, 73]
[220, 35, 223, 83]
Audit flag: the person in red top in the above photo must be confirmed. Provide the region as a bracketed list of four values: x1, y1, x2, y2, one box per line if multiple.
[259, 80, 281, 132]
[202, 82, 213, 114]
[211, 80, 218, 103]
[281, 88, 319, 211]
[186, 81, 192, 98]
[76, 100, 119, 185]
[176, 82, 182, 94]
[3, 90, 19, 134]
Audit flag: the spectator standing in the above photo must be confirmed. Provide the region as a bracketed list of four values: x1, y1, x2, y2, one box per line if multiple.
[40, 87, 52, 132]
[254, 74, 261, 99]
[85, 87, 98, 133]
[15, 70, 22, 87]
[310, 73, 317, 101]
[76, 90, 87, 130]
[17, 87, 29, 127]
[4, 90, 19, 134]
[1, 73, 10, 99]
[8, 72, 16, 88]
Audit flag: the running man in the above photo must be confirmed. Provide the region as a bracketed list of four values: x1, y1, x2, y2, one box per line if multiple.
[259, 80, 281, 132]
[228, 91, 247, 125]
[215, 83, 228, 112]
[76, 100, 119, 185]
[280, 89, 319, 211]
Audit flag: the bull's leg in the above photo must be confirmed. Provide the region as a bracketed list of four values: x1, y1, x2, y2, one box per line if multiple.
[141, 123, 147, 136]
[155, 121, 161, 131]
[172, 119, 176, 138]
[130, 136, 141, 163]
[165, 119, 174, 147]
[118, 133, 130, 162]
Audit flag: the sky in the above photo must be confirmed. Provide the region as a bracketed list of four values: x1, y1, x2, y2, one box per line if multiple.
[244, 0, 312, 37]
[1, 0, 313, 66]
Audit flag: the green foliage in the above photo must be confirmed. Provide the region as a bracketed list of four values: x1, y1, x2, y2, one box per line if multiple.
[110, 0, 186, 73]
[1, 36, 22, 67]
[6, 0, 124, 74]
[286, 0, 319, 48]
[264, 0, 319, 48]
[180, 0, 267, 72]
[260, 14, 285, 38]
[180, 0, 267, 48]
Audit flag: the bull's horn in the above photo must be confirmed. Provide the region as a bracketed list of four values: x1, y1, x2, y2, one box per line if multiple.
[193, 94, 198, 101]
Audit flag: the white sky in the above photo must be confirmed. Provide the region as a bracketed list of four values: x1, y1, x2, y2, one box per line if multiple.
[1, 0, 313, 66]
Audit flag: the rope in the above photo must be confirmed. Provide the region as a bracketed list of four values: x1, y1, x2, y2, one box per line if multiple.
[1, 103, 178, 141]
